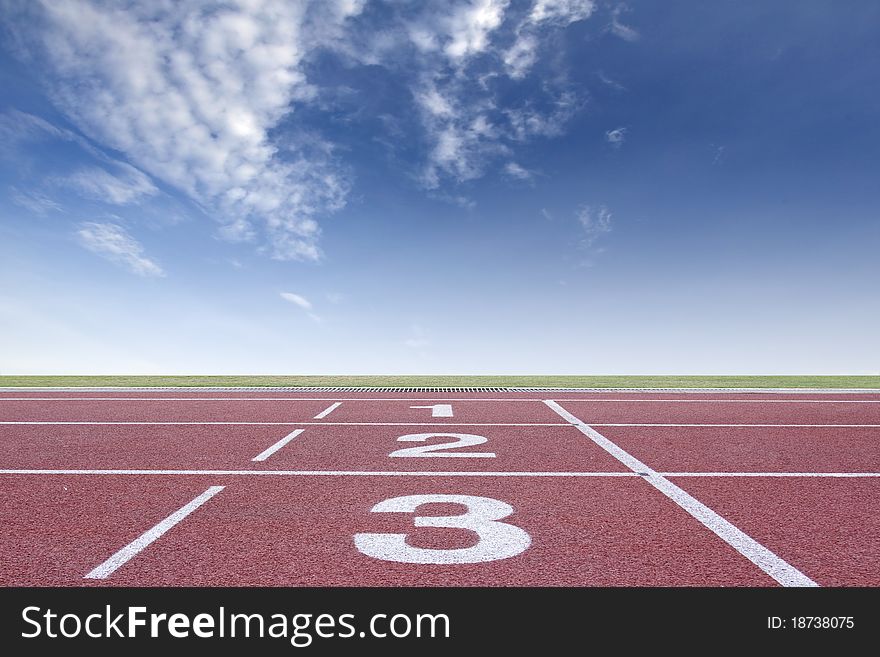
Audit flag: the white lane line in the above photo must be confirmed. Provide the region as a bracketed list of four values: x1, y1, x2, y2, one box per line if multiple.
[664, 472, 880, 478]
[0, 469, 638, 477]
[251, 429, 305, 462]
[84, 485, 223, 579]
[544, 400, 819, 587]
[314, 402, 342, 419]
[2, 468, 877, 477]
[593, 423, 880, 428]
[4, 396, 879, 403]
[0, 421, 571, 426]
[0, 397, 546, 402]
[556, 399, 880, 404]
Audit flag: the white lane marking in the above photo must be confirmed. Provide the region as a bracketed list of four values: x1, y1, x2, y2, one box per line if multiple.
[2, 469, 878, 477]
[0, 397, 541, 402]
[664, 472, 880, 477]
[544, 400, 819, 587]
[593, 423, 880, 428]
[555, 399, 880, 404]
[0, 469, 637, 477]
[84, 486, 223, 579]
[410, 404, 454, 417]
[0, 421, 571, 426]
[3, 396, 879, 403]
[314, 402, 342, 419]
[251, 429, 305, 462]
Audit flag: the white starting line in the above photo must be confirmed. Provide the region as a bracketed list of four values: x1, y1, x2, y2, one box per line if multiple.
[544, 400, 819, 587]
[0, 469, 878, 477]
[84, 485, 224, 579]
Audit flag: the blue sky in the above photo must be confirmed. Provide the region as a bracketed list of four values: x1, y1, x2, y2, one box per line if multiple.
[1, 0, 878, 375]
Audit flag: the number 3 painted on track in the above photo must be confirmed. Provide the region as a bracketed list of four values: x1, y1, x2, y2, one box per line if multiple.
[354, 494, 531, 564]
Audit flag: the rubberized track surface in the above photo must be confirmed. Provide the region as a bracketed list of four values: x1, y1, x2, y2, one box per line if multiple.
[1, 390, 878, 587]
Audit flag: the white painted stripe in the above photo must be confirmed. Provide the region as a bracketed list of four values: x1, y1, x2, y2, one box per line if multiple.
[544, 400, 819, 587]
[3, 396, 880, 403]
[84, 486, 223, 579]
[556, 399, 880, 404]
[0, 421, 571, 426]
[0, 469, 638, 477]
[1, 468, 877, 478]
[0, 397, 542, 402]
[251, 429, 305, 462]
[592, 423, 880, 428]
[314, 402, 342, 419]
[663, 472, 880, 478]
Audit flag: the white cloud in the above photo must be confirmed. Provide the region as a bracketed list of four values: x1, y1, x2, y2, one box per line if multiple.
[442, 0, 510, 61]
[576, 205, 612, 247]
[280, 292, 313, 310]
[503, 0, 595, 79]
[530, 0, 595, 25]
[280, 291, 321, 322]
[502, 34, 538, 80]
[605, 127, 627, 147]
[610, 5, 640, 42]
[504, 161, 533, 180]
[23, 0, 364, 261]
[76, 222, 164, 277]
[62, 163, 158, 205]
[10, 188, 64, 215]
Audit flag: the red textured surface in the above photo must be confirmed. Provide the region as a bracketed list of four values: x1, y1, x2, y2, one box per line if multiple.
[243, 424, 627, 472]
[103, 476, 774, 587]
[0, 475, 220, 586]
[0, 425, 295, 470]
[558, 399, 880, 424]
[318, 400, 564, 423]
[600, 425, 880, 473]
[672, 477, 880, 586]
[0, 391, 877, 587]
[0, 424, 625, 472]
[0, 399, 333, 422]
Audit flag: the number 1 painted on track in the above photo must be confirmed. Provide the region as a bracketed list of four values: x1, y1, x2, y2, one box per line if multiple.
[410, 404, 453, 417]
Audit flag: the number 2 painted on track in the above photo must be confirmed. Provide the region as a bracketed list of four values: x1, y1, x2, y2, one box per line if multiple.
[389, 433, 496, 458]
[354, 494, 531, 564]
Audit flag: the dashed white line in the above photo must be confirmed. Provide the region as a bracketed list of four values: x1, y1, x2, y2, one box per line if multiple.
[251, 429, 305, 462]
[314, 402, 342, 419]
[544, 400, 819, 587]
[84, 485, 224, 579]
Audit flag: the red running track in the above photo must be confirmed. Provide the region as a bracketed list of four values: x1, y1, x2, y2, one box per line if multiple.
[0, 391, 878, 587]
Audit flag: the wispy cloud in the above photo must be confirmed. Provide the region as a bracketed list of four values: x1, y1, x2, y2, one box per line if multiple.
[403, 2, 592, 188]
[503, 161, 534, 180]
[576, 204, 613, 248]
[16, 0, 363, 261]
[76, 222, 164, 277]
[610, 4, 640, 42]
[61, 164, 158, 205]
[605, 126, 627, 148]
[10, 188, 64, 215]
[280, 291, 321, 322]
[596, 70, 627, 92]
